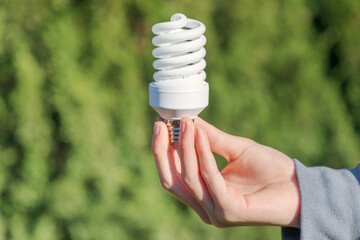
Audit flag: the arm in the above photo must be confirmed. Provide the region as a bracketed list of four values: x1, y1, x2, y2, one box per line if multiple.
[282, 160, 360, 239]
[152, 117, 360, 238]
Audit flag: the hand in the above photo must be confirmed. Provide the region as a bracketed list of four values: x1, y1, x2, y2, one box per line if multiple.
[152, 117, 300, 228]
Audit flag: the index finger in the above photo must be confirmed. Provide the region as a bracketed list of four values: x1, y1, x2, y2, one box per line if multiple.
[194, 117, 256, 161]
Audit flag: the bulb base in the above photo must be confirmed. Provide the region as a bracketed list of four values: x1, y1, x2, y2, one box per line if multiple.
[163, 118, 195, 146]
[164, 119, 181, 146]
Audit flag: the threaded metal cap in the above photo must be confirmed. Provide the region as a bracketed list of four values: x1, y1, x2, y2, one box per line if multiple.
[164, 119, 180, 146]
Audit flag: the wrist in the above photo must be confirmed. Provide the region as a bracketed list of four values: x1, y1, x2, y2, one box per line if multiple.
[286, 161, 301, 228]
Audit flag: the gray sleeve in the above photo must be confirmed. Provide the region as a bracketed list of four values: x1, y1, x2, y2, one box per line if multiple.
[282, 159, 360, 239]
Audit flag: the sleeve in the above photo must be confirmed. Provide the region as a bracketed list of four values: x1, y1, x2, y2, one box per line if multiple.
[282, 159, 360, 240]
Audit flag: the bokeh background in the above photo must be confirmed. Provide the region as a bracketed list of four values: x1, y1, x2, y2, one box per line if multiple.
[0, 0, 359, 239]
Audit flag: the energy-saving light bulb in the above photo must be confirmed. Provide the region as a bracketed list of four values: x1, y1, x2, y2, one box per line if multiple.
[149, 13, 209, 145]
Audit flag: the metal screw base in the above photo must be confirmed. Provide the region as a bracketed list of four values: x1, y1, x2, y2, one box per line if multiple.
[164, 119, 180, 146]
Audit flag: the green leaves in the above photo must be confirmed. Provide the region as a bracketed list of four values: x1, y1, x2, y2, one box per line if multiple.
[0, 0, 359, 239]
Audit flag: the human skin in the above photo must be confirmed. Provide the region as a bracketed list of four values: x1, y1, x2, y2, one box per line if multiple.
[152, 117, 300, 228]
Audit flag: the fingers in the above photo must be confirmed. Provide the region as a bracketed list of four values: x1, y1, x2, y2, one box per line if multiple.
[179, 117, 215, 212]
[152, 120, 211, 224]
[195, 125, 227, 205]
[166, 148, 212, 224]
[195, 117, 256, 161]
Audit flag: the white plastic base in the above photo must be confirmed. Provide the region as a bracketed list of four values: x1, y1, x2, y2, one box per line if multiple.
[152, 107, 205, 119]
[149, 82, 209, 119]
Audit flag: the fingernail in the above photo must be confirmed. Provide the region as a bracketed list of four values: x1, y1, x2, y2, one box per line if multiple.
[181, 119, 186, 134]
[154, 122, 160, 137]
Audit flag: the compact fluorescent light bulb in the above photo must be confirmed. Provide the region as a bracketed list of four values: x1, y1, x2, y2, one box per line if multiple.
[149, 13, 209, 145]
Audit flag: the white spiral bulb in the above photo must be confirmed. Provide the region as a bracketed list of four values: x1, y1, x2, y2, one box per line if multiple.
[152, 13, 206, 82]
[149, 13, 209, 146]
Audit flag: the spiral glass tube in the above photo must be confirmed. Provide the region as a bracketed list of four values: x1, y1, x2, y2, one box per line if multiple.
[152, 13, 207, 82]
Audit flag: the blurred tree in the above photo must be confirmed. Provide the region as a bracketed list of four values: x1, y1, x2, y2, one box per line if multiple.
[0, 0, 359, 239]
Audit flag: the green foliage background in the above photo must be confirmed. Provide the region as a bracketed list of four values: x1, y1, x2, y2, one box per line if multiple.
[0, 0, 359, 239]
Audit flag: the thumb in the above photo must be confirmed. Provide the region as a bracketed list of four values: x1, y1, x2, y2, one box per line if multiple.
[194, 117, 256, 161]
